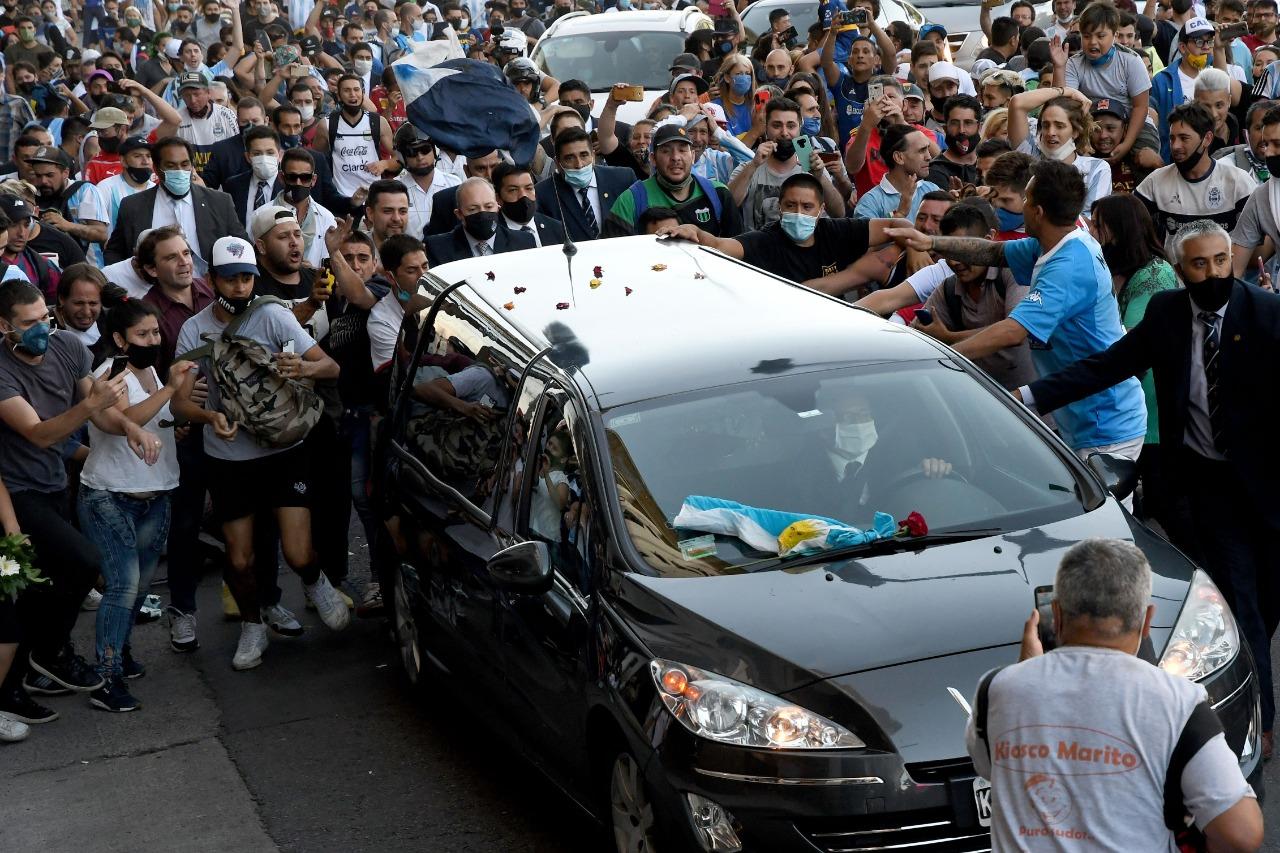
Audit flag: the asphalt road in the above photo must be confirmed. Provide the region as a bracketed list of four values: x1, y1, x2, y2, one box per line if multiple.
[3, 531, 1280, 853]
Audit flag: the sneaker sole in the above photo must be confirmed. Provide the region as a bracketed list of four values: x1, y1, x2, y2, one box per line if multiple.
[28, 657, 104, 693]
[123, 670, 145, 681]
[267, 624, 305, 637]
[0, 708, 58, 725]
[0, 729, 29, 743]
[22, 680, 73, 697]
[89, 697, 140, 713]
[232, 656, 264, 671]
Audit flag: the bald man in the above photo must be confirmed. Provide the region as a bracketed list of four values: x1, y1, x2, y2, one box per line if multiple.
[762, 49, 795, 88]
[424, 176, 537, 265]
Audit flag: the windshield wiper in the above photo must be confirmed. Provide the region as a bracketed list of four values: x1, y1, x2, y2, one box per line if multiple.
[772, 527, 1004, 571]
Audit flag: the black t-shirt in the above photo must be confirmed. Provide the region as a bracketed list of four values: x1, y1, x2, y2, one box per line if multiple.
[976, 47, 1008, 63]
[736, 217, 869, 283]
[29, 223, 86, 269]
[255, 266, 316, 302]
[927, 155, 978, 188]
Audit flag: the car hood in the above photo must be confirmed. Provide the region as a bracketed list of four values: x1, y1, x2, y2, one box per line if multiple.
[615, 503, 1191, 698]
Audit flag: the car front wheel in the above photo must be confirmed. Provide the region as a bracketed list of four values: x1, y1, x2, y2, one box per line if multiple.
[610, 749, 660, 853]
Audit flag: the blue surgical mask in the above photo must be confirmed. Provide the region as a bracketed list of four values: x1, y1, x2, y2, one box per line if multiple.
[780, 211, 817, 242]
[996, 206, 1024, 231]
[280, 133, 302, 149]
[802, 116, 821, 136]
[562, 164, 594, 188]
[1087, 44, 1116, 66]
[163, 168, 192, 197]
[730, 73, 752, 96]
[8, 321, 51, 356]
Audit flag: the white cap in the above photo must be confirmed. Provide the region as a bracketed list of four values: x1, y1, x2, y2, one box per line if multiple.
[211, 236, 258, 276]
[499, 28, 525, 56]
[164, 39, 182, 59]
[969, 58, 998, 82]
[80, 48, 102, 63]
[250, 205, 300, 241]
[1182, 16, 1214, 40]
[928, 60, 961, 84]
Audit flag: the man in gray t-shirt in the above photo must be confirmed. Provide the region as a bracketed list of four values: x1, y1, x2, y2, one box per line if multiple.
[966, 539, 1260, 852]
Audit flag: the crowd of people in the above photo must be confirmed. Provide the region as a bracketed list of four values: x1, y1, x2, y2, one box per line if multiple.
[0, 0, 1273, 844]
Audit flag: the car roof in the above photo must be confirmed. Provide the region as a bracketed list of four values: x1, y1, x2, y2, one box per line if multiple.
[424, 235, 945, 411]
[542, 8, 709, 35]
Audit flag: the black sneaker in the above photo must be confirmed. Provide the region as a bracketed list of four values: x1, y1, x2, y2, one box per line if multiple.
[29, 647, 105, 693]
[121, 647, 145, 680]
[22, 670, 72, 696]
[88, 677, 140, 713]
[0, 687, 59, 724]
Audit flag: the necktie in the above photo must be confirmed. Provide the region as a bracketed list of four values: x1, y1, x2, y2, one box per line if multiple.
[1199, 311, 1226, 454]
[578, 186, 598, 239]
[253, 180, 268, 211]
[477, 241, 492, 256]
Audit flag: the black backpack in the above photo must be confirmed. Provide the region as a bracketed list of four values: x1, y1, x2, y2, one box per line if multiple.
[327, 110, 389, 159]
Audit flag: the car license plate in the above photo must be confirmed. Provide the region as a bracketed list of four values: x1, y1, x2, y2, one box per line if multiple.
[973, 777, 992, 828]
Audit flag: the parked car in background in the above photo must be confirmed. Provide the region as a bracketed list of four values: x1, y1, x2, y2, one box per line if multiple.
[740, 0, 925, 48]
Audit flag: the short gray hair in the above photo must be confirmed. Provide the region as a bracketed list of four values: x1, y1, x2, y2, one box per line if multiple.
[1171, 219, 1232, 264]
[1194, 67, 1232, 95]
[1055, 539, 1151, 636]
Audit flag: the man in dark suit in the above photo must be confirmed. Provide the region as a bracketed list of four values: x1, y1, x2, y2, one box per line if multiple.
[1017, 220, 1280, 758]
[103, 137, 248, 279]
[534, 127, 635, 243]
[493, 161, 565, 248]
[221, 126, 286, 231]
[423, 149, 503, 237]
[425, 177, 536, 267]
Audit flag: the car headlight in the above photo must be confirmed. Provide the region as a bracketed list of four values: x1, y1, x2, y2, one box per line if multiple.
[1159, 570, 1240, 681]
[650, 659, 865, 749]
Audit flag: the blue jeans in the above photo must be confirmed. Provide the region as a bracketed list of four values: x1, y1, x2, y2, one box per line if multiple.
[78, 488, 172, 679]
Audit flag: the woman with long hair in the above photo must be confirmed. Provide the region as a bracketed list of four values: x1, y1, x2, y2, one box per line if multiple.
[712, 53, 757, 138]
[1008, 85, 1111, 214]
[1088, 195, 1178, 527]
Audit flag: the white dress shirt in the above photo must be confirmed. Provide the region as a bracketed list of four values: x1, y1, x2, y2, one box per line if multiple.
[503, 214, 540, 247]
[399, 168, 462, 239]
[152, 190, 207, 278]
[1185, 301, 1228, 461]
[576, 173, 603, 230]
[244, 176, 273, 232]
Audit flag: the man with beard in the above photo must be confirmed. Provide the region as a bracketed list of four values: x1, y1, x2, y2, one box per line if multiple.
[275, 149, 338, 269]
[1090, 98, 1163, 195]
[845, 75, 939, 199]
[1243, 0, 1279, 53]
[926, 95, 981, 187]
[1215, 98, 1277, 183]
[685, 105, 753, 186]
[1230, 105, 1280, 275]
[27, 145, 109, 265]
[314, 73, 394, 216]
[606, 123, 742, 238]
[1017, 219, 1280, 760]
[390, 123, 460, 239]
[1135, 103, 1257, 255]
[250, 204, 334, 342]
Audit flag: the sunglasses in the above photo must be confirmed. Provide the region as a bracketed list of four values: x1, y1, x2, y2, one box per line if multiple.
[282, 171, 314, 184]
[404, 144, 434, 157]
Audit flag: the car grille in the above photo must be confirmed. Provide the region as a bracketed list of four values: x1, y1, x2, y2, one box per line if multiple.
[905, 758, 976, 785]
[797, 810, 990, 853]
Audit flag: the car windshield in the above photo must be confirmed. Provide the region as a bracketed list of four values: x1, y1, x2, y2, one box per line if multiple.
[604, 361, 1084, 577]
[536, 31, 688, 91]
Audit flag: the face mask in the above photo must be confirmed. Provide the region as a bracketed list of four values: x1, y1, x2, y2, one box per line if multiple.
[279, 133, 302, 150]
[996, 206, 1024, 231]
[205, 12, 220, 21]
[163, 168, 192, 197]
[1185, 50, 1209, 70]
[1040, 137, 1076, 161]
[773, 137, 796, 160]
[126, 165, 153, 184]
[617, 0, 631, 9]
[1087, 44, 1117, 66]
[511, 4, 525, 14]
[501, 196, 535, 223]
[562, 164, 593, 188]
[215, 292, 252, 315]
[285, 184, 311, 203]
[944, 131, 980, 156]
[781, 211, 817, 242]
[406, 160, 435, 176]
[463, 210, 498, 240]
[1175, 136, 1207, 176]
[572, 102, 591, 123]
[1185, 274, 1234, 312]
[801, 116, 821, 136]
[18, 29, 33, 43]
[395, 286, 412, 303]
[730, 73, 753, 96]
[353, 58, 373, 75]
[5, 321, 49, 356]
[835, 420, 877, 457]
[126, 342, 161, 369]
[297, 104, 315, 122]
[1266, 154, 1280, 180]
[166, 2, 179, 9]
[250, 154, 279, 182]
[99, 135, 122, 154]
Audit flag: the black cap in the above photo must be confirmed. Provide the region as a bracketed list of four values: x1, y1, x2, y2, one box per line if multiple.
[177, 70, 208, 90]
[0, 195, 35, 221]
[24, 145, 73, 169]
[1091, 97, 1130, 122]
[298, 34, 321, 56]
[651, 122, 692, 150]
[669, 52, 700, 72]
[118, 134, 151, 155]
[669, 72, 709, 96]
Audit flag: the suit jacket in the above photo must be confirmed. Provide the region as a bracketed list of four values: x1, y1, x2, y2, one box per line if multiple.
[522, 212, 566, 247]
[103, 185, 248, 266]
[1029, 282, 1280, 520]
[223, 170, 285, 229]
[534, 166, 635, 243]
[424, 223, 536, 267]
[424, 184, 460, 237]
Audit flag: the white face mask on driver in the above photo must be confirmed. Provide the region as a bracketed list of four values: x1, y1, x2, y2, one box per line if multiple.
[835, 420, 878, 459]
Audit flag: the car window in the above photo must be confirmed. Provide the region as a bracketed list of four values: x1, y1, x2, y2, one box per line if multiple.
[741, 0, 817, 42]
[492, 371, 548, 531]
[535, 31, 688, 90]
[603, 361, 1083, 577]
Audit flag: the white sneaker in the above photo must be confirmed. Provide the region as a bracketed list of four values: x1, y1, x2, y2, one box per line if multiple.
[81, 589, 103, 611]
[0, 713, 29, 743]
[231, 622, 270, 671]
[167, 606, 199, 653]
[304, 575, 350, 632]
[262, 603, 304, 637]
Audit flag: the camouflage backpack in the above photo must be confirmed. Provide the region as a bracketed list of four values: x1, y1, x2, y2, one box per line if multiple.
[180, 296, 323, 449]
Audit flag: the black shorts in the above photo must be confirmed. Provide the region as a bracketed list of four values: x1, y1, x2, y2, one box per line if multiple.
[206, 445, 312, 524]
[0, 596, 18, 644]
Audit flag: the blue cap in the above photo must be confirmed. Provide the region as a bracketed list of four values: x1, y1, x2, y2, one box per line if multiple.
[919, 23, 948, 39]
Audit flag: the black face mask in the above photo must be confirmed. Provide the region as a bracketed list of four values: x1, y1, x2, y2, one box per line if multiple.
[1175, 136, 1208, 177]
[772, 138, 795, 160]
[1266, 154, 1280, 179]
[285, 184, 311, 203]
[463, 210, 499, 240]
[572, 102, 591, 123]
[501, 196, 534, 223]
[215, 293, 252, 315]
[125, 342, 161, 369]
[406, 163, 434, 177]
[944, 131, 980, 157]
[1186, 274, 1234, 312]
[279, 133, 302, 149]
[99, 135, 122, 154]
[126, 165, 152, 184]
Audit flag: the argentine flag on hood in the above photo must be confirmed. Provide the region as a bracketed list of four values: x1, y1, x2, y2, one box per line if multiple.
[674, 496, 897, 558]
[392, 49, 541, 165]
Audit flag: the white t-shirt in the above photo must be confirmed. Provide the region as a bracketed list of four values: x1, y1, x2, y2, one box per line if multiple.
[176, 102, 240, 146]
[102, 258, 152, 299]
[368, 290, 403, 371]
[1135, 161, 1258, 254]
[81, 362, 180, 492]
[530, 468, 569, 542]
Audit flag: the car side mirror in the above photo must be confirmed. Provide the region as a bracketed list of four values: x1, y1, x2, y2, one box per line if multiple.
[486, 540, 553, 593]
[1086, 452, 1139, 502]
